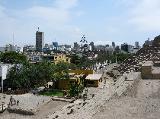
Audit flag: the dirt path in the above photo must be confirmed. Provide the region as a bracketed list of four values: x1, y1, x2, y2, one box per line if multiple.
[0, 100, 68, 119]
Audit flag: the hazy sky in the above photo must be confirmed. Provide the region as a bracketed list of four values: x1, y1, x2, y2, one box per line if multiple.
[0, 0, 160, 47]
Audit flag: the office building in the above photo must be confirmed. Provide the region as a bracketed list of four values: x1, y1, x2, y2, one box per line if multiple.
[36, 28, 44, 52]
[135, 42, 140, 49]
[112, 42, 115, 48]
[89, 42, 95, 51]
[53, 42, 58, 50]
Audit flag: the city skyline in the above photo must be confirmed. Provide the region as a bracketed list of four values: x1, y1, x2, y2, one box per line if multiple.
[0, 0, 160, 47]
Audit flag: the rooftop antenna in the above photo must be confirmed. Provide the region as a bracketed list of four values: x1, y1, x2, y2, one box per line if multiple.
[38, 27, 39, 32]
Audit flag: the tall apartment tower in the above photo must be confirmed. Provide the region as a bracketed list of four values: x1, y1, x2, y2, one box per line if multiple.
[135, 41, 139, 49]
[112, 42, 115, 48]
[36, 27, 44, 52]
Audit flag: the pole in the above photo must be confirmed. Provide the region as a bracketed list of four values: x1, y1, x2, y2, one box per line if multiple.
[1, 66, 7, 94]
[1, 77, 3, 93]
[116, 55, 117, 63]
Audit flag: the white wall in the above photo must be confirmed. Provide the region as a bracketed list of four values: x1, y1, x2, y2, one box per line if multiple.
[0, 64, 12, 80]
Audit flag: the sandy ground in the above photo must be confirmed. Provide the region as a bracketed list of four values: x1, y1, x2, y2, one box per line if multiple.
[92, 80, 160, 119]
[0, 100, 68, 119]
[0, 93, 51, 112]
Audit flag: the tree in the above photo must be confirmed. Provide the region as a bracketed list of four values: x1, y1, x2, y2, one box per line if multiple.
[0, 51, 27, 64]
[68, 76, 85, 97]
[6, 64, 31, 90]
[30, 61, 55, 88]
[52, 62, 69, 81]
[70, 53, 97, 69]
[6, 59, 73, 93]
[70, 54, 81, 65]
[116, 53, 131, 63]
[6, 61, 56, 90]
[95, 50, 109, 64]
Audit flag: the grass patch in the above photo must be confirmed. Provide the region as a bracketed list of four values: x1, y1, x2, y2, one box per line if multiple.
[39, 90, 64, 97]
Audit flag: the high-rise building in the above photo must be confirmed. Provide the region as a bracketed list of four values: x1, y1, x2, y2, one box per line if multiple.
[112, 42, 115, 48]
[23, 45, 35, 52]
[43, 43, 50, 52]
[115, 46, 120, 53]
[135, 42, 140, 49]
[121, 43, 128, 52]
[36, 28, 44, 52]
[74, 42, 78, 49]
[52, 42, 58, 50]
[73, 42, 80, 51]
[121, 43, 134, 53]
[89, 42, 94, 51]
[5, 44, 21, 52]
